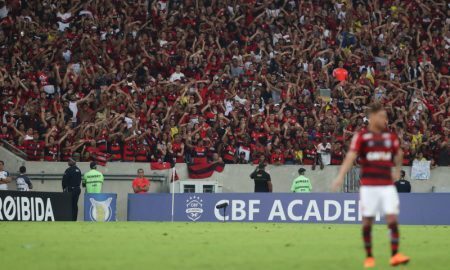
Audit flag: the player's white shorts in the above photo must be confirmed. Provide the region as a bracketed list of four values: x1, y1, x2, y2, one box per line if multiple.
[360, 185, 400, 217]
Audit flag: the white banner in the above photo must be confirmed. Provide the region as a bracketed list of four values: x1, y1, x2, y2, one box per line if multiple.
[411, 160, 431, 180]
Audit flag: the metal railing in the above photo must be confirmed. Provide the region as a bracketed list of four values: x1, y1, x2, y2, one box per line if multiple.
[344, 167, 361, 193]
[1, 139, 28, 160]
[8, 173, 167, 183]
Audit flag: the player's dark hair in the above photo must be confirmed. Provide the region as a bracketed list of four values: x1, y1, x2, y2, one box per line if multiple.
[0, 160, 4, 165]
[367, 102, 384, 114]
[19, 166, 26, 173]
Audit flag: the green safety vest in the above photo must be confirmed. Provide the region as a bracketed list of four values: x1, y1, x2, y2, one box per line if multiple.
[83, 169, 104, 193]
[291, 175, 312, 193]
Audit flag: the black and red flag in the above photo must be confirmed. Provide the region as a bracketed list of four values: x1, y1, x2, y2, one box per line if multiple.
[187, 162, 225, 179]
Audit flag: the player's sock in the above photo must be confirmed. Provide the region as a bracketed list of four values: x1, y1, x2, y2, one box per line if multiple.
[388, 222, 399, 256]
[362, 225, 372, 257]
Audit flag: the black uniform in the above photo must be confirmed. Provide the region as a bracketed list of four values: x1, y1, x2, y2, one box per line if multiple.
[62, 165, 82, 221]
[250, 169, 271, 192]
[395, 179, 411, 193]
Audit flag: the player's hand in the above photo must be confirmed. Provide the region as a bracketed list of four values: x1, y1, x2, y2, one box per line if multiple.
[392, 169, 401, 181]
[331, 176, 344, 192]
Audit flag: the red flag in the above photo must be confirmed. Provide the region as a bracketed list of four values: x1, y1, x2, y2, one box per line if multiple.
[150, 162, 179, 181]
[187, 162, 225, 179]
[150, 162, 172, 170]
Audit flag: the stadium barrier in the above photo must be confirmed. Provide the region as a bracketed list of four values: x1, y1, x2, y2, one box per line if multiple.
[84, 193, 117, 222]
[127, 193, 450, 225]
[0, 190, 73, 221]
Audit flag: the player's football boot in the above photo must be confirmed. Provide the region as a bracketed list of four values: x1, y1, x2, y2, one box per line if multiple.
[390, 253, 410, 266]
[363, 257, 375, 268]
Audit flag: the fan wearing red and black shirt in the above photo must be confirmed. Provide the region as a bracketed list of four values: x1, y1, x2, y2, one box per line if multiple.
[331, 142, 345, 165]
[302, 142, 317, 166]
[332, 103, 409, 267]
[270, 148, 285, 165]
[23, 132, 45, 161]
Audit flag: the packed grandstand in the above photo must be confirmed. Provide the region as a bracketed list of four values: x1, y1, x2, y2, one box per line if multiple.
[0, 0, 448, 167]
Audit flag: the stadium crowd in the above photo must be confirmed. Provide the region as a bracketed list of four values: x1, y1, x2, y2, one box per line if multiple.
[0, 0, 449, 168]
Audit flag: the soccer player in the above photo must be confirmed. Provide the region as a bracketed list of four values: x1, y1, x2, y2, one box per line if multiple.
[332, 103, 409, 268]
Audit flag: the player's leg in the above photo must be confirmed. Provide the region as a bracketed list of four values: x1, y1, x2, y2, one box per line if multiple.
[360, 186, 380, 268]
[386, 214, 400, 256]
[362, 217, 375, 258]
[382, 186, 409, 266]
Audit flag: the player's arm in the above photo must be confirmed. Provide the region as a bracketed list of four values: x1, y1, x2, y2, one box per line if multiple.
[331, 150, 358, 192]
[392, 149, 403, 181]
[392, 134, 403, 181]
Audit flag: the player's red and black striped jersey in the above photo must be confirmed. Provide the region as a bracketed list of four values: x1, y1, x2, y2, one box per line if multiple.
[350, 129, 400, 186]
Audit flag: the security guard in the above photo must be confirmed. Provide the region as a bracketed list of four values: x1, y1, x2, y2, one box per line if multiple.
[62, 158, 82, 221]
[83, 162, 104, 193]
[291, 168, 312, 193]
[250, 163, 273, 192]
[395, 170, 411, 193]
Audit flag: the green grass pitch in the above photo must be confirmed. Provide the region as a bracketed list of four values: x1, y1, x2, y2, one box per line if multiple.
[1, 223, 449, 270]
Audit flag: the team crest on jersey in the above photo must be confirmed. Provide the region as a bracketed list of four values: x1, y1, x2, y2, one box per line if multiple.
[186, 196, 203, 221]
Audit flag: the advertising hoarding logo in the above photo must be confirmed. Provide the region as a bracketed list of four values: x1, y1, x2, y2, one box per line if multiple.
[186, 196, 203, 221]
[89, 197, 112, 222]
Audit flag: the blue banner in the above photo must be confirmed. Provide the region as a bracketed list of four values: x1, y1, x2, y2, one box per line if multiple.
[127, 193, 450, 225]
[84, 193, 117, 222]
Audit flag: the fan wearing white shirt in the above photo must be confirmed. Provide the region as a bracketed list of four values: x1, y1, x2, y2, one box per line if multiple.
[169, 65, 185, 82]
[0, 160, 12, 190]
[317, 138, 332, 167]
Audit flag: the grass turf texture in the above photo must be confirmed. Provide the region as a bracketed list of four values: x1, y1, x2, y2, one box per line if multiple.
[1, 223, 449, 270]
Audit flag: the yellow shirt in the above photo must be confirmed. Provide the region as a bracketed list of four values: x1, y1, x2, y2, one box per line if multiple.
[170, 126, 179, 138]
[179, 96, 188, 105]
[411, 133, 423, 150]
